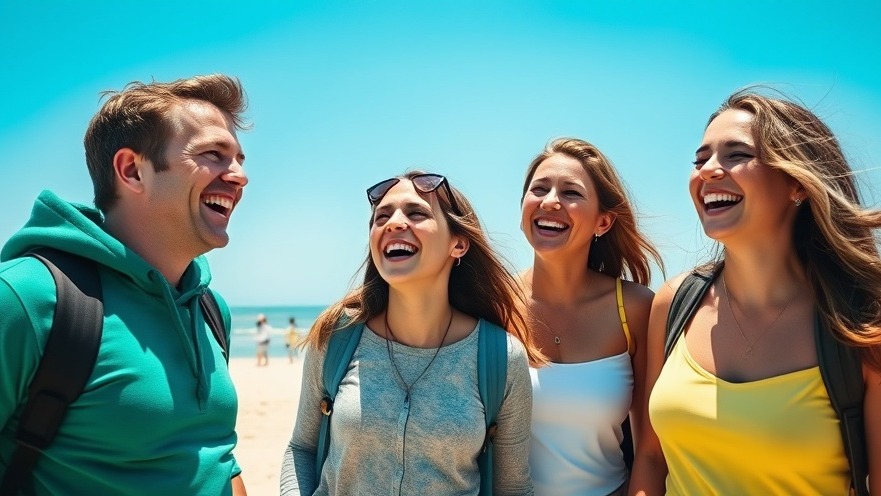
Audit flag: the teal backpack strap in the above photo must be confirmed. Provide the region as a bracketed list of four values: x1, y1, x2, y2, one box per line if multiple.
[477, 320, 507, 496]
[664, 268, 719, 358]
[815, 315, 868, 496]
[315, 323, 363, 481]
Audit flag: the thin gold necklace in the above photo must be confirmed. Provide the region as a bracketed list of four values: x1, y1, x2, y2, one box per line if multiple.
[384, 310, 453, 403]
[535, 274, 592, 346]
[721, 273, 795, 357]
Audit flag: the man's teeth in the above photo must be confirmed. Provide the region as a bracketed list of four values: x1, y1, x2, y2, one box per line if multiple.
[536, 219, 567, 229]
[385, 243, 416, 254]
[703, 193, 742, 204]
[203, 195, 233, 210]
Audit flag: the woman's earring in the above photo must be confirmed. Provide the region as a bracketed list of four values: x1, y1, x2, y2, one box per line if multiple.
[455, 257, 461, 267]
[794, 198, 803, 207]
[594, 233, 600, 242]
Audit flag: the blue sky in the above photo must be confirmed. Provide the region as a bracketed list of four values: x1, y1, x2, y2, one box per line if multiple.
[2, 1, 880, 306]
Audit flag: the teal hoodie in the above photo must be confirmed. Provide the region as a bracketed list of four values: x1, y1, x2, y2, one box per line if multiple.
[0, 190, 240, 495]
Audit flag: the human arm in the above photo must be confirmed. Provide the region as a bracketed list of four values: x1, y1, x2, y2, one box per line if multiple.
[231, 473, 247, 495]
[628, 275, 686, 496]
[623, 282, 655, 469]
[865, 363, 881, 494]
[280, 345, 326, 495]
[493, 336, 534, 496]
[0, 261, 53, 437]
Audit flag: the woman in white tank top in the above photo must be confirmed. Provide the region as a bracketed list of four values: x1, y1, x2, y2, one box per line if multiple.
[518, 138, 663, 495]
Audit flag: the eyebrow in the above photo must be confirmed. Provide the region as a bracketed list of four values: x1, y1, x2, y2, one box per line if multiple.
[374, 201, 428, 214]
[199, 138, 245, 162]
[694, 139, 754, 155]
[531, 177, 585, 188]
[216, 140, 246, 162]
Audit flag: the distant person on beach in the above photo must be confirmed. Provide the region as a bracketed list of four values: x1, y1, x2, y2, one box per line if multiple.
[255, 314, 272, 366]
[285, 317, 300, 363]
[281, 170, 544, 495]
[520, 138, 662, 495]
[630, 89, 881, 494]
[0, 75, 250, 495]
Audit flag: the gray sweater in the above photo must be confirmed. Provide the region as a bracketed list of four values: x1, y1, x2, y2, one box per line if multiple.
[280, 320, 534, 495]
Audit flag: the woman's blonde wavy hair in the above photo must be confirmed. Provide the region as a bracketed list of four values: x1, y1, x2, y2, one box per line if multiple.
[711, 88, 881, 371]
[304, 170, 546, 365]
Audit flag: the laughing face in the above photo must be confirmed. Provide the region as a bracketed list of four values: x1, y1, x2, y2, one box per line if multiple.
[521, 153, 612, 256]
[142, 100, 247, 258]
[691, 108, 799, 243]
[369, 179, 463, 288]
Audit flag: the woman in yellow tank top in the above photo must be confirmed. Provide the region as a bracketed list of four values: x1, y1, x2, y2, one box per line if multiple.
[629, 90, 881, 495]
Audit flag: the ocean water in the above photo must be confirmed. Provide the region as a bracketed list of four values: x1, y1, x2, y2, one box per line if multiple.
[228, 305, 327, 358]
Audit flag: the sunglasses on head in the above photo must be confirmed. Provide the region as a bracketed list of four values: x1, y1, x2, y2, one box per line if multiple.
[366, 173, 461, 215]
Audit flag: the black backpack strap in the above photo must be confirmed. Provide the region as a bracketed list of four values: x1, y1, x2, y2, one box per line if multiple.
[199, 291, 229, 364]
[664, 268, 720, 358]
[815, 315, 868, 496]
[0, 249, 103, 496]
[620, 418, 634, 472]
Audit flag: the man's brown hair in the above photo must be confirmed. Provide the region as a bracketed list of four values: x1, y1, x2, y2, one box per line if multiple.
[83, 74, 248, 211]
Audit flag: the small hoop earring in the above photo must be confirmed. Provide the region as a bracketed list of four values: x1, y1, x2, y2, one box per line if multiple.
[455, 257, 461, 267]
[794, 198, 803, 207]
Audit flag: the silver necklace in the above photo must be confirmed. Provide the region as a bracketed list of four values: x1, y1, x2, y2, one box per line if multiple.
[384, 311, 453, 403]
[721, 274, 795, 357]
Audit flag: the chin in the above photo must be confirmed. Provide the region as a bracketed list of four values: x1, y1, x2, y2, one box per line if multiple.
[700, 223, 735, 243]
[200, 232, 231, 252]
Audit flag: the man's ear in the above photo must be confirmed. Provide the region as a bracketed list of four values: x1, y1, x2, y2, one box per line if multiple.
[595, 211, 617, 237]
[113, 148, 146, 194]
[451, 237, 470, 259]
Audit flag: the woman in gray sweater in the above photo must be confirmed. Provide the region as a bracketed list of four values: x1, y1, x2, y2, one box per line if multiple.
[281, 171, 544, 495]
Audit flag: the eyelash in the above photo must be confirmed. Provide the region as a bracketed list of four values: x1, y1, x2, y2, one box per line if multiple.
[373, 210, 428, 223]
[692, 152, 753, 167]
[530, 187, 583, 198]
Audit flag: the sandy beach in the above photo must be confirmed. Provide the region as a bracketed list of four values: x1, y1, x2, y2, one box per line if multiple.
[228, 355, 305, 495]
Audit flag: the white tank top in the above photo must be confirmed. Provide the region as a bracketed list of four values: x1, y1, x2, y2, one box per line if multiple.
[529, 353, 632, 495]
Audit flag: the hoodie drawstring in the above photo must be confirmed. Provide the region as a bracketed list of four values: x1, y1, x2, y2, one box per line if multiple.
[149, 270, 209, 408]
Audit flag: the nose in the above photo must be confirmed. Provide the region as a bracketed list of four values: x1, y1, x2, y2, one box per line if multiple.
[698, 157, 725, 182]
[385, 210, 409, 231]
[540, 189, 561, 211]
[223, 160, 248, 188]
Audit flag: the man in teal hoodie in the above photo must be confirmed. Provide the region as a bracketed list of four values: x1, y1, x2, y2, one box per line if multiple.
[0, 75, 249, 495]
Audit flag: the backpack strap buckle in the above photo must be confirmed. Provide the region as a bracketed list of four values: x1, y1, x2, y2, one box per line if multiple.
[481, 422, 498, 454]
[15, 390, 69, 451]
[320, 397, 334, 416]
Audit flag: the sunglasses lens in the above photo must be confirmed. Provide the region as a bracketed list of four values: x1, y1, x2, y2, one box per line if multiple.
[411, 174, 445, 193]
[367, 178, 400, 205]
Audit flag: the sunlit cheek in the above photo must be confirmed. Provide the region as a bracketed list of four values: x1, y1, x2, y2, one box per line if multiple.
[520, 195, 539, 215]
[687, 173, 702, 193]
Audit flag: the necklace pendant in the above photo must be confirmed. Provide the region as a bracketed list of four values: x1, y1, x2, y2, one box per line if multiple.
[554, 336, 561, 345]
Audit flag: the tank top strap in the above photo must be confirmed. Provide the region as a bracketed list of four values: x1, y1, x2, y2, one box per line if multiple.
[616, 278, 634, 355]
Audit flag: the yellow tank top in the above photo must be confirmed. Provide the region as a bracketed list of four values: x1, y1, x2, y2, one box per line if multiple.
[648, 334, 851, 495]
